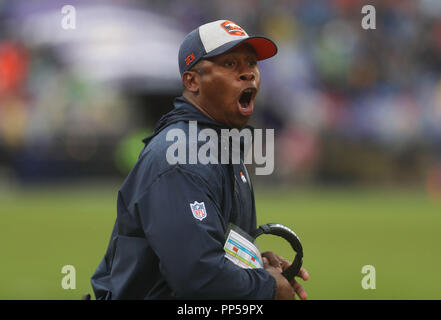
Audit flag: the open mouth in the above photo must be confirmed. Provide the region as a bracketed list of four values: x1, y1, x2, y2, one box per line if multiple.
[238, 88, 256, 116]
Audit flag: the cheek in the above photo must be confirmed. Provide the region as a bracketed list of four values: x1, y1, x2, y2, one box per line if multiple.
[255, 69, 261, 89]
[208, 78, 237, 103]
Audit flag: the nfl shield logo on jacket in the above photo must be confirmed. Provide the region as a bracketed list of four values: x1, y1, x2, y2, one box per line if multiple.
[190, 201, 207, 221]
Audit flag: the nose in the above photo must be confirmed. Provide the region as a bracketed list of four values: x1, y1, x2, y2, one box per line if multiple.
[239, 71, 255, 81]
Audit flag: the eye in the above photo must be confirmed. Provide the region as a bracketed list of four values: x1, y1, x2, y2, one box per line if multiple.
[248, 60, 257, 67]
[224, 60, 235, 68]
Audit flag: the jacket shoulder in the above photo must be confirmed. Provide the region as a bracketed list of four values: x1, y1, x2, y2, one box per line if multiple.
[121, 121, 229, 205]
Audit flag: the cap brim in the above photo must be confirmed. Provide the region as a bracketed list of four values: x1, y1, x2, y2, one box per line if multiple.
[203, 36, 277, 61]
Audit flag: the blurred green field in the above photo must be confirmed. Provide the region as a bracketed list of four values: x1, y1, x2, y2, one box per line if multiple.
[1, 182, 440, 300]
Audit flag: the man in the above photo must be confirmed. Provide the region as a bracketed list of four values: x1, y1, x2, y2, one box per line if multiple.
[91, 20, 308, 300]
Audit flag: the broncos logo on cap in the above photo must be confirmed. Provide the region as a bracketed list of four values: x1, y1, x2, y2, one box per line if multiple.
[220, 20, 246, 36]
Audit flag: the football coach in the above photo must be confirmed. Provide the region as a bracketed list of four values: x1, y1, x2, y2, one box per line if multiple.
[91, 20, 309, 300]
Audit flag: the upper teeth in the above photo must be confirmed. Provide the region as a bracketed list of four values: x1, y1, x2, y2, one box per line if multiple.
[244, 89, 253, 93]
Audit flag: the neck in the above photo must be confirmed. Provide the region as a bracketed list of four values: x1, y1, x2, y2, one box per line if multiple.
[182, 91, 215, 121]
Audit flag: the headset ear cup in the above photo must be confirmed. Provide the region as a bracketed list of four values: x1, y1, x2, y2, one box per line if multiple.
[252, 223, 303, 282]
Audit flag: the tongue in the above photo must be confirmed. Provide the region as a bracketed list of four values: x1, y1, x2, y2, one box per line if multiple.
[238, 98, 253, 117]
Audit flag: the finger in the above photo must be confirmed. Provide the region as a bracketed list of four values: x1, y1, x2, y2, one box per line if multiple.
[297, 267, 310, 281]
[262, 257, 269, 268]
[262, 252, 281, 266]
[292, 281, 308, 300]
[278, 256, 291, 271]
[262, 252, 282, 272]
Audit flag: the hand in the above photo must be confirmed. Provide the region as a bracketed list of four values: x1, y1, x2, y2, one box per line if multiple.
[263, 256, 295, 300]
[262, 251, 309, 300]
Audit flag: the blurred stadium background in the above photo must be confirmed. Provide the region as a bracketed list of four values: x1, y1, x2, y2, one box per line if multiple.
[1, 0, 441, 299]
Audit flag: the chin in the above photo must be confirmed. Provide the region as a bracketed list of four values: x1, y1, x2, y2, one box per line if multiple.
[231, 119, 250, 129]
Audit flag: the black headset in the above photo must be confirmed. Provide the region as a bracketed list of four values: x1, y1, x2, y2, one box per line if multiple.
[250, 223, 303, 282]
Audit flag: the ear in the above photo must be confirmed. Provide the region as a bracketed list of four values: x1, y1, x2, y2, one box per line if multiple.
[182, 70, 200, 94]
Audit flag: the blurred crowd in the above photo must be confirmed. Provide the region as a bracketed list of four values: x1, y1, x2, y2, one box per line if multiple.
[1, 0, 441, 191]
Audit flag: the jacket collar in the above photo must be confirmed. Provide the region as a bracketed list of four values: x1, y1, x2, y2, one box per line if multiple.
[142, 95, 254, 144]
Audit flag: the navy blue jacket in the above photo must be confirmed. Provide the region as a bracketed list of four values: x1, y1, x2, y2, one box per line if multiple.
[91, 96, 276, 299]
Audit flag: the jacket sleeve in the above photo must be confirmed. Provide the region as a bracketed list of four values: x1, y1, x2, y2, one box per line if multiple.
[136, 165, 276, 299]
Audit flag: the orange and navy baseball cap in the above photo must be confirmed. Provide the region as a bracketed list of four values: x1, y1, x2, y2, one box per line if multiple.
[178, 20, 278, 75]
